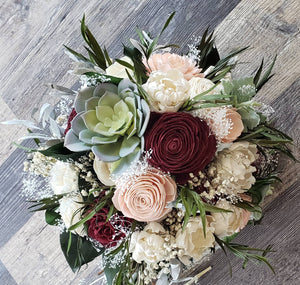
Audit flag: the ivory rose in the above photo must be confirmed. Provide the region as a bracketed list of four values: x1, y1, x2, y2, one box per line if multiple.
[49, 161, 79, 195]
[105, 56, 134, 78]
[210, 199, 251, 237]
[93, 158, 114, 186]
[188, 77, 220, 97]
[129, 222, 172, 264]
[143, 69, 190, 112]
[176, 216, 215, 264]
[59, 194, 85, 236]
[145, 53, 203, 80]
[112, 168, 177, 222]
[209, 141, 258, 195]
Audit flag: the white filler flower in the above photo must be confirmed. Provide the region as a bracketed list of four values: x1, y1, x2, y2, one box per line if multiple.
[59, 194, 85, 236]
[49, 161, 79, 195]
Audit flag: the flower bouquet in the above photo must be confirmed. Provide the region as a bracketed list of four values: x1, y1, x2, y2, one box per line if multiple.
[5, 12, 296, 285]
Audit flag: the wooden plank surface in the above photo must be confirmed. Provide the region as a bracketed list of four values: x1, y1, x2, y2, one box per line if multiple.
[0, 0, 299, 284]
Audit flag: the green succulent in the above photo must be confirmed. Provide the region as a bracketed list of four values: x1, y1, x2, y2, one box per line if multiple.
[64, 79, 150, 174]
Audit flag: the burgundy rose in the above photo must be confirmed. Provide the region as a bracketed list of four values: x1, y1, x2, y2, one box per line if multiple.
[87, 208, 131, 247]
[64, 108, 77, 135]
[145, 112, 216, 184]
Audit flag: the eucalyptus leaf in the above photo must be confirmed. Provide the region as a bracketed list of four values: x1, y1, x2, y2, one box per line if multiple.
[238, 107, 260, 131]
[1, 119, 42, 130]
[49, 118, 62, 138]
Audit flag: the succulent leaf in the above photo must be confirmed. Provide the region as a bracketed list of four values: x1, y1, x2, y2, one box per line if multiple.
[64, 79, 150, 173]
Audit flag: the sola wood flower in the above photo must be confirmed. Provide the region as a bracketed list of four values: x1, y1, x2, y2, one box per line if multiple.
[194, 107, 244, 143]
[145, 53, 203, 81]
[87, 208, 131, 247]
[143, 69, 190, 112]
[210, 198, 251, 237]
[129, 222, 172, 264]
[145, 112, 216, 184]
[64, 79, 150, 174]
[176, 216, 215, 265]
[112, 168, 177, 222]
[209, 141, 258, 195]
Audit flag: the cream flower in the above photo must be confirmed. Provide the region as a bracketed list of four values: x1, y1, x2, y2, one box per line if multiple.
[49, 161, 79, 195]
[143, 70, 190, 112]
[209, 141, 258, 195]
[59, 194, 85, 236]
[93, 158, 114, 186]
[105, 56, 134, 78]
[211, 199, 250, 237]
[176, 216, 215, 265]
[129, 222, 172, 264]
[145, 53, 203, 80]
[188, 77, 223, 99]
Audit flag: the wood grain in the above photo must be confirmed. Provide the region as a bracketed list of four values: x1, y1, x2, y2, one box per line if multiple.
[0, 0, 299, 284]
[0, 97, 26, 164]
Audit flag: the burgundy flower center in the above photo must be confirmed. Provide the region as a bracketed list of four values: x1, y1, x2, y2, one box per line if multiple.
[145, 112, 216, 184]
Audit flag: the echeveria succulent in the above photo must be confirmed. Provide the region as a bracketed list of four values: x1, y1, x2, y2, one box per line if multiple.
[64, 79, 150, 174]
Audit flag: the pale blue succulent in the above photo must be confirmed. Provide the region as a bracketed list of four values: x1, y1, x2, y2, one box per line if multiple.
[64, 79, 150, 174]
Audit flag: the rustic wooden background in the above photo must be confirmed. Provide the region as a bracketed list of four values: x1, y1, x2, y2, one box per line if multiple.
[0, 0, 299, 284]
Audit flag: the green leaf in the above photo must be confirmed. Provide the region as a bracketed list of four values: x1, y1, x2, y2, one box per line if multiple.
[222, 232, 239, 243]
[223, 77, 256, 103]
[214, 235, 275, 274]
[27, 128, 41, 146]
[45, 207, 61, 225]
[253, 58, 264, 86]
[81, 16, 107, 70]
[193, 28, 220, 70]
[64, 45, 91, 63]
[206, 47, 248, 82]
[104, 46, 112, 66]
[83, 72, 123, 85]
[115, 59, 134, 70]
[123, 45, 148, 84]
[238, 107, 260, 131]
[103, 247, 126, 285]
[60, 231, 103, 272]
[39, 142, 86, 162]
[12, 142, 36, 152]
[179, 187, 231, 236]
[147, 12, 176, 59]
[238, 125, 296, 161]
[256, 55, 277, 91]
[28, 194, 64, 212]
[247, 176, 278, 205]
[159, 12, 175, 37]
[68, 208, 95, 231]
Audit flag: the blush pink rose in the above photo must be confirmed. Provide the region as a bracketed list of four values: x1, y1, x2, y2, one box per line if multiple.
[219, 108, 244, 143]
[112, 169, 177, 222]
[144, 53, 203, 81]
